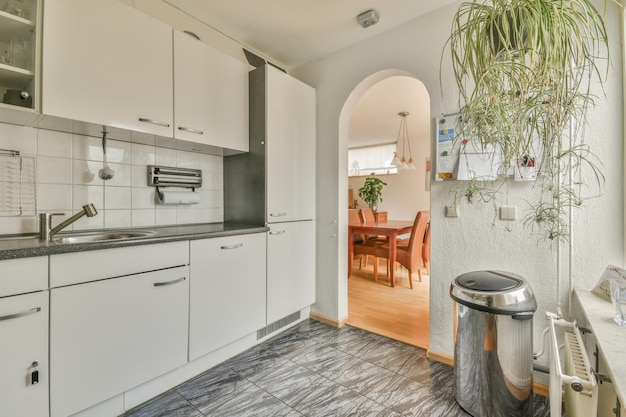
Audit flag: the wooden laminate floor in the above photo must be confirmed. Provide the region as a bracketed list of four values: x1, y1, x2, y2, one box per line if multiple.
[347, 257, 430, 349]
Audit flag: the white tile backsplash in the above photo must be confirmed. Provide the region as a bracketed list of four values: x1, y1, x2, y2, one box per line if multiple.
[38, 130, 72, 158]
[0, 123, 224, 235]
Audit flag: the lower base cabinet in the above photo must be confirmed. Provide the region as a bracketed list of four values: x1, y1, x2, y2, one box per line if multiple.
[267, 220, 315, 323]
[189, 233, 266, 360]
[50, 266, 189, 417]
[0, 291, 49, 417]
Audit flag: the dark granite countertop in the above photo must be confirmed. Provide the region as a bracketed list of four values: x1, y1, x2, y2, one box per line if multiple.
[0, 223, 268, 260]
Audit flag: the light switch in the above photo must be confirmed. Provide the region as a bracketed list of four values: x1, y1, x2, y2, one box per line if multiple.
[446, 205, 460, 218]
[499, 206, 517, 220]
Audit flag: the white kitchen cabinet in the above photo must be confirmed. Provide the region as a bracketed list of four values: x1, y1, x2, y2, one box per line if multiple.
[0, 290, 49, 417]
[189, 233, 266, 360]
[265, 65, 316, 222]
[50, 266, 189, 417]
[267, 220, 315, 323]
[174, 30, 248, 152]
[0, 0, 39, 119]
[42, 0, 173, 136]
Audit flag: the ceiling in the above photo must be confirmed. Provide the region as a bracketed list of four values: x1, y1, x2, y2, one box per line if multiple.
[161, 0, 459, 69]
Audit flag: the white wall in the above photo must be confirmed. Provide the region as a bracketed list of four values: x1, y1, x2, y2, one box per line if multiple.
[294, 1, 624, 357]
[0, 123, 224, 235]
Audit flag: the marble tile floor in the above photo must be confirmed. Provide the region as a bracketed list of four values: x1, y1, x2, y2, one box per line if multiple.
[123, 319, 551, 417]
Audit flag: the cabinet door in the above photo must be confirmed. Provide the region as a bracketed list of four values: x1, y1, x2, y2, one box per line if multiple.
[0, 291, 48, 417]
[189, 233, 266, 360]
[42, 0, 173, 136]
[50, 267, 189, 417]
[266, 66, 315, 222]
[174, 30, 248, 152]
[267, 221, 315, 323]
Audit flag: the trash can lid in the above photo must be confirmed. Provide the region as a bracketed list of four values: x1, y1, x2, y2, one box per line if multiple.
[450, 270, 537, 315]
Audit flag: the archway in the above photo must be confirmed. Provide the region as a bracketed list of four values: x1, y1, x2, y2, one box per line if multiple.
[339, 70, 431, 347]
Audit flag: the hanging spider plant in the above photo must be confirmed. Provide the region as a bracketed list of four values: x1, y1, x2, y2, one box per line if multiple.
[443, 0, 611, 241]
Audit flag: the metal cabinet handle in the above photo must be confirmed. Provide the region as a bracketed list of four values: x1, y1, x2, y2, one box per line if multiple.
[269, 230, 286, 235]
[177, 126, 204, 135]
[269, 213, 287, 217]
[221, 243, 243, 250]
[0, 307, 41, 322]
[138, 117, 170, 128]
[153, 277, 186, 287]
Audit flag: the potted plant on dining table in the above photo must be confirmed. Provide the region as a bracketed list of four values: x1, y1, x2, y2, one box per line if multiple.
[358, 176, 387, 212]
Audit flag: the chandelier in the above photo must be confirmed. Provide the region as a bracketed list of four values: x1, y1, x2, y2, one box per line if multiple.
[391, 111, 415, 170]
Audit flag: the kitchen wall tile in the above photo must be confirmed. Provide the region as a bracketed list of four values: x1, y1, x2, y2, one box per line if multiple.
[72, 134, 102, 161]
[38, 130, 72, 158]
[37, 156, 72, 184]
[104, 186, 132, 210]
[105, 139, 132, 164]
[212, 208, 224, 223]
[156, 208, 177, 226]
[104, 209, 132, 229]
[0, 124, 37, 156]
[72, 185, 104, 211]
[37, 184, 72, 211]
[132, 143, 156, 166]
[0, 216, 37, 235]
[132, 164, 149, 187]
[73, 160, 101, 185]
[176, 208, 195, 225]
[104, 163, 131, 187]
[132, 187, 155, 209]
[132, 209, 156, 227]
[194, 208, 212, 223]
[156, 147, 177, 167]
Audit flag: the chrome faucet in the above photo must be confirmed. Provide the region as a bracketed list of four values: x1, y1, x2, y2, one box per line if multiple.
[39, 204, 98, 241]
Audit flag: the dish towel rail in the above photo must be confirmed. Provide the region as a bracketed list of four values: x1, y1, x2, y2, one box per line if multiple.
[548, 313, 598, 417]
[0, 149, 36, 217]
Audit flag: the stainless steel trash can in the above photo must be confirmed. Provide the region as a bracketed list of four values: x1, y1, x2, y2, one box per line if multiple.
[450, 270, 537, 417]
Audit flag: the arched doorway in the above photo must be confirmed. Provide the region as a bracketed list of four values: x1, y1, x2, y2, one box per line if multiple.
[339, 70, 431, 348]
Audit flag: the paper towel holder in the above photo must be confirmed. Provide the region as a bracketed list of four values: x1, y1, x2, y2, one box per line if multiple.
[148, 165, 202, 199]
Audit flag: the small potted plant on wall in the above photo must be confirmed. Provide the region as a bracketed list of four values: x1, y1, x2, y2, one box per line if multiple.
[358, 177, 387, 211]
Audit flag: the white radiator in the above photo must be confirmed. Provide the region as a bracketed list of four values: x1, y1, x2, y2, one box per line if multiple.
[548, 314, 598, 417]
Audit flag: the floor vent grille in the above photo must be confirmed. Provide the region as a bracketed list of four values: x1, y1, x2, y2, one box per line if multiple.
[257, 312, 301, 339]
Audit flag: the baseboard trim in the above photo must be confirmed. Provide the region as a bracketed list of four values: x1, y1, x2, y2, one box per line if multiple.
[427, 349, 453, 365]
[426, 349, 549, 397]
[309, 312, 347, 328]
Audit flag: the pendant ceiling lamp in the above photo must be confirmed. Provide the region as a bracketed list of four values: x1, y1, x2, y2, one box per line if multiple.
[391, 111, 415, 170]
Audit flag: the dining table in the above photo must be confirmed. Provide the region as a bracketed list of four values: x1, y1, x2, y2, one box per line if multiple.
[348, 219, 414, 287]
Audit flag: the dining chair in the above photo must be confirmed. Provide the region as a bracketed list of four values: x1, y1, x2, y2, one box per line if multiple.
[378, 210, 430, 289]
[359, 207, 387, 244]
[349, 208, 381, 270]
[422, 221, 430, 275]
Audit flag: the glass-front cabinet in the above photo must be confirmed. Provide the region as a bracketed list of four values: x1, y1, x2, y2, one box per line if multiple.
[0, 0, 39, 112]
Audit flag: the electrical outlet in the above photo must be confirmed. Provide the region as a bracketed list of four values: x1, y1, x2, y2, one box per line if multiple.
[446, 205, 460, 218]
[499, 206, 517, 220]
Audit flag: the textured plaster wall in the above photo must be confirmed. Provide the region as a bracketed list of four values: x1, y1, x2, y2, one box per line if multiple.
[294, 0, 623, 358]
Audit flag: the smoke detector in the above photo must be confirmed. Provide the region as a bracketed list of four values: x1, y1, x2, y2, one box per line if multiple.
[357, 9, 379, 28]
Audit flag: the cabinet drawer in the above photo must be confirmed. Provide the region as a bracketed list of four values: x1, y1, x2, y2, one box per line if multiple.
[50, 241, 188, 287]
[0, 257, 48, 298]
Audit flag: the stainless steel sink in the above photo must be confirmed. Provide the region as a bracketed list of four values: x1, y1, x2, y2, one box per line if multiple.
[0, 235, 38, 241]
[51, 230, 154, 244]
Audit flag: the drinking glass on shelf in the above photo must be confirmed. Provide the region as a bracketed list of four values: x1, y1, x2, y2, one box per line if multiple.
[4, 0, 26, 18]
[2, 35, 29, 69]
[609, 278, 626, 327]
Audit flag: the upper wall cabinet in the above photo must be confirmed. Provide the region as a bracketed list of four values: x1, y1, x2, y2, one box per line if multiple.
[265, 66, 315, 222]
[0, 0, 40, 122]
[174, 30, 248, 153]
[41, 0, 173, 136]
